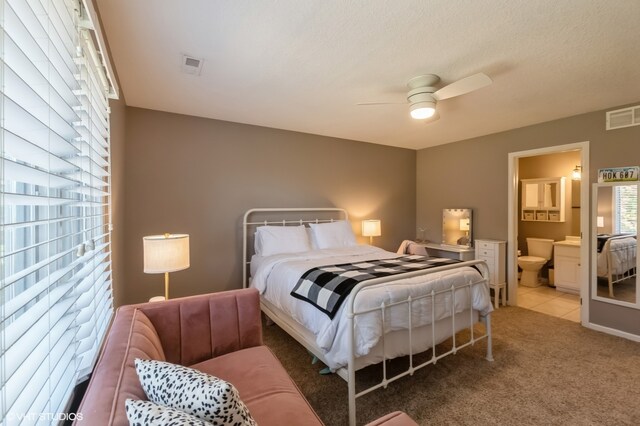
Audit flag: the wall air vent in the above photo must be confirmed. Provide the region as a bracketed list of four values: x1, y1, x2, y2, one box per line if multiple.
[181, 54, 204, 75]
[606, 105, 640, 130]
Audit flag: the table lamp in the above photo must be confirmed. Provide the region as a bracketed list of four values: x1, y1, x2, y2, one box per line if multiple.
[143, 233, 190, 300]
[362, 220, 381, 245]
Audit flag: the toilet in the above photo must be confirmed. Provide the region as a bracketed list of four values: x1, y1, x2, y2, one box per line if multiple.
[518, 237, 554, 287]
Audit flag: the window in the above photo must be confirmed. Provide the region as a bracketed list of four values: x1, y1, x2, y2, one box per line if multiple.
[1, 0, 117, 422]
[613, 185, 638, 234]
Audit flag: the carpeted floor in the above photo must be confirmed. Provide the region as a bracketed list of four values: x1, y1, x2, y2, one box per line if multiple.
[263, 306, 640, 425]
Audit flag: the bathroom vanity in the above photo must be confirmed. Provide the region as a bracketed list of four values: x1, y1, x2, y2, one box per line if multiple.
[553, 236, 581, 294]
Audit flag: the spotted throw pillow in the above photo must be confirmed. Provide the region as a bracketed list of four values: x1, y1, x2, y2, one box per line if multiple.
[125, 399, 213, 426]
[134, 359, 256, 426]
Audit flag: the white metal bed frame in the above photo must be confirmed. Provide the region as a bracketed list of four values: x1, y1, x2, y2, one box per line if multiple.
[242, 208, 493, 425]
[602, 235, 637, 297]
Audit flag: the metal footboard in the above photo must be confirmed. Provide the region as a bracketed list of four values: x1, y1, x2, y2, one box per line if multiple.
[345, 259, 492, 426]
[606, 236, 637, 297]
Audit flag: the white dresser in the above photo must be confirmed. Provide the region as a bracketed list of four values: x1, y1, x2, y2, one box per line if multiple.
[475, 239, 507, 308]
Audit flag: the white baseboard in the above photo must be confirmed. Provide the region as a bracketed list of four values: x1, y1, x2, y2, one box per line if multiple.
[585, 322, 640, 343]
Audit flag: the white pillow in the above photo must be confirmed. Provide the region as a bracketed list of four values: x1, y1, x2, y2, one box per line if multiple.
[306, 227, 318, 250]
[125, 399, 213, 426]
[134, 359, 256, 426]
[254, 225, 311, 256]
[309, 220, 357, 249]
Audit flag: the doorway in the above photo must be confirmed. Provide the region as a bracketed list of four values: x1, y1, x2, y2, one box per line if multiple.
[507, 142, 590, 325]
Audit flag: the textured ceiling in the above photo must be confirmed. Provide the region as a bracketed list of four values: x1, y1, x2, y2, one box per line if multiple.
[97, 0, 640, 150]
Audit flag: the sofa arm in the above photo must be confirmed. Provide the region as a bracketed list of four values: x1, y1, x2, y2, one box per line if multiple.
[138, 288, 263, 366]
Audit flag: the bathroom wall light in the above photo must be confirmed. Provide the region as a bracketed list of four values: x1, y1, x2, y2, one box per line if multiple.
[571, 165, 582, 180]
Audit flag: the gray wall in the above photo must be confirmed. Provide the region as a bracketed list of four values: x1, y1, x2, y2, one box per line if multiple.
[417, 102, 640, 336]
[119, 107, 416, 305]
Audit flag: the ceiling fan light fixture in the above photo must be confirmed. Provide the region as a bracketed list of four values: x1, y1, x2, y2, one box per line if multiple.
[410, 102, 436, 120]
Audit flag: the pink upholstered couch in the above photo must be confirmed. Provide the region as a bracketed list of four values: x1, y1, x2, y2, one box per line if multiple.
[75, 288, 417, 425]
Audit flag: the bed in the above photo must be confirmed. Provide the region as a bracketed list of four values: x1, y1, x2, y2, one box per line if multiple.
[596, 235, 637, 297]
[243, 208, 494, 425]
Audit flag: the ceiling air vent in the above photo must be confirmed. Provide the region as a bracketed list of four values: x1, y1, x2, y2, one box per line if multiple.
[181, 54, 203, 75]
[606, 105, 640, 130]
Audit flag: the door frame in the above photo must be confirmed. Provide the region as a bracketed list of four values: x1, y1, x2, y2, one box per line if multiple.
[507, 141, 590, 324]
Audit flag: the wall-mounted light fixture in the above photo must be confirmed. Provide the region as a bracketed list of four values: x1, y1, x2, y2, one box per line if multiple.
[571, 165, 582, 180]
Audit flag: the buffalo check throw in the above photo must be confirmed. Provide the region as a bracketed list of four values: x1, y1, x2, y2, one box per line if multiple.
[290, 255, 460, 319]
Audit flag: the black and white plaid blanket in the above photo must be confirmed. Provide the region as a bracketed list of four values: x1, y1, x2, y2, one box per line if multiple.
[290, 255, 460, 319]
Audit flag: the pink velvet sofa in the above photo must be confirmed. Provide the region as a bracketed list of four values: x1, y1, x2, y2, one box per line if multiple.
[75, 288, 417, 425]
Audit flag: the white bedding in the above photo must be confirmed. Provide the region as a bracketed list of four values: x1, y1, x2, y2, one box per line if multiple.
[250, 245, 492, 369]
[597, 237, 637, 277]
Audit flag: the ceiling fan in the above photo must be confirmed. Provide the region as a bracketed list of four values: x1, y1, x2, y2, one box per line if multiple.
[358, 73, 492, 122]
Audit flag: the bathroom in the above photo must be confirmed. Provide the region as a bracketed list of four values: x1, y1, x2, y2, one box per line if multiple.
[517, 150, 582, 321]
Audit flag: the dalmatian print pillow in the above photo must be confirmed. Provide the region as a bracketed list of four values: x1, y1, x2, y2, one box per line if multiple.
[134, 359, 256, 426]
[125, 399, 213, 426]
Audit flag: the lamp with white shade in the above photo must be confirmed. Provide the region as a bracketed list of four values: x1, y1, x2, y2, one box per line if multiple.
[362, 220, 381, 245]
[597, 216, 605, 228]
[143, 233, 190, 300]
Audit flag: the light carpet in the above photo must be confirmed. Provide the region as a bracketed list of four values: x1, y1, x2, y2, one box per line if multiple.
[263, 306, 640, 425]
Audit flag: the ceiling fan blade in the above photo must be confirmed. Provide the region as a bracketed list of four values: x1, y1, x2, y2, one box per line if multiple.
[357, 101, 408, 106]
[433, 73, 492, 101]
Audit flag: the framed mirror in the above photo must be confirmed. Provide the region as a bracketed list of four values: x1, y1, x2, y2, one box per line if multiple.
[442, 208, 472, 247]
[591, 182, 639, 307]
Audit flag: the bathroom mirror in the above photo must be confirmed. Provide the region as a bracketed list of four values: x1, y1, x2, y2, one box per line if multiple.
[442, 209, 472, 247]
[591, 182, 639, 307]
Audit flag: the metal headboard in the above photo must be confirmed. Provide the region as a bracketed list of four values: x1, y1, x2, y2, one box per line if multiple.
[242, 207, 349, 288]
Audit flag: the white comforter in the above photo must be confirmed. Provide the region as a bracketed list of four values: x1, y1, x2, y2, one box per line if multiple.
[597, 237, 637, 277]
[250, 245, 492, 369]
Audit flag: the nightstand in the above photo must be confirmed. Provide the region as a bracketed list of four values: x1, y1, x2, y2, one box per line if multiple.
[475, 239, 507, 308]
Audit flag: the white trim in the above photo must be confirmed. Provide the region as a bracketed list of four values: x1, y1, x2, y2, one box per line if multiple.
[590, 182, 639, 308]
[585, 322, 640, 343]
[507, 142, 590, 325]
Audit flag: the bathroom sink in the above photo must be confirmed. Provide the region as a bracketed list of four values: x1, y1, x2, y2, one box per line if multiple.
[553, 236, 581, 247]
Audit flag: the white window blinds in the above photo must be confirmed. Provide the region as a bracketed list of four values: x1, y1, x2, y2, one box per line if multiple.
[614, 185, 638, 235]
[1, 0, 115, 423]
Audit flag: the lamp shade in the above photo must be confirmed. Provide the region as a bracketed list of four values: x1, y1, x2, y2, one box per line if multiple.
[597, 216, 604, 228]
[362, 220, 382, 238]
[459, 218, 470, 231]
[143, 234, 190, 273]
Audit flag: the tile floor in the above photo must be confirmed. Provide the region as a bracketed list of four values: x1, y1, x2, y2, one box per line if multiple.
[517, 285, 581, 322]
